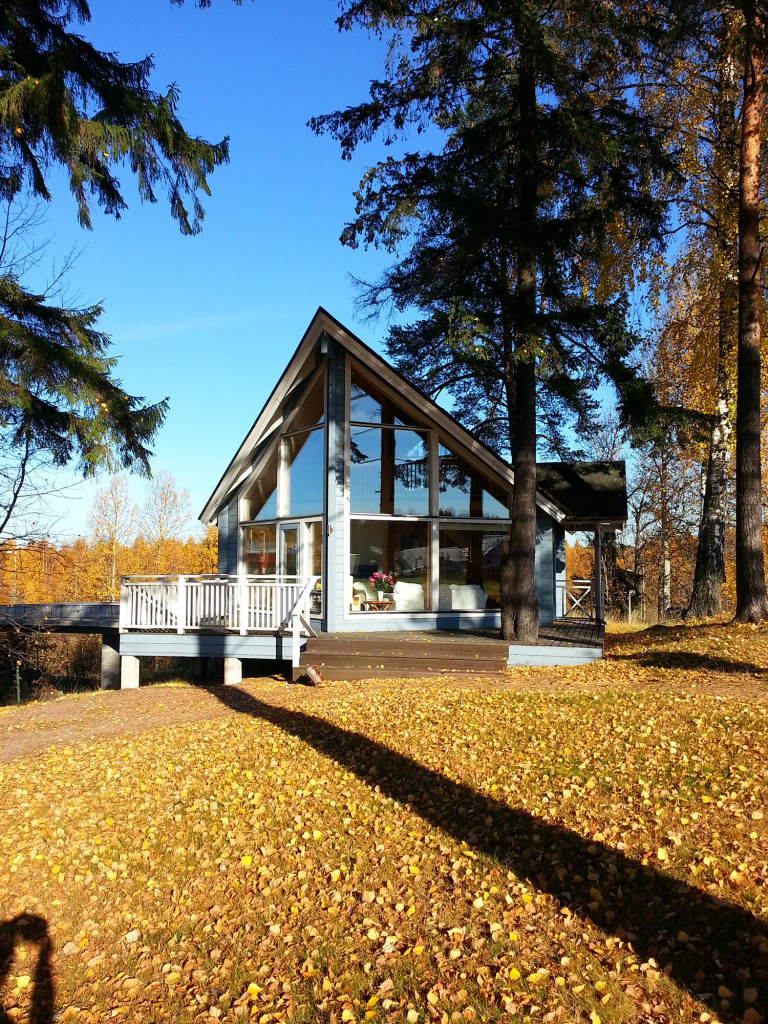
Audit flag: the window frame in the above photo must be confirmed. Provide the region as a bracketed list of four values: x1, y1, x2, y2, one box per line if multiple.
[345, 365, 514, 615]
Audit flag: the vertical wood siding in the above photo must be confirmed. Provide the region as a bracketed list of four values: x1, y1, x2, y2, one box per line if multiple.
[217, 498, 238, 575]
[535, 510, 555, 625]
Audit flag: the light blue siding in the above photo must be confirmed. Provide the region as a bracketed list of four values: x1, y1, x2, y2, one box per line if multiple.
[119, 633, 302, 659]
[554, 525, 566, 617]
[507, 644, 602, 667]
[217, 499, 238, 575]
[534, 509, 555, 625]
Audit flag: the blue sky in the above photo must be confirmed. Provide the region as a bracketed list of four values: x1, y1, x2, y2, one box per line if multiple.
[27, 1, 400, 540]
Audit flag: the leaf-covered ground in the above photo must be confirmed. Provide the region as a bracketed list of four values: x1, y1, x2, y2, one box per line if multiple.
[0, 621, 767, 1024]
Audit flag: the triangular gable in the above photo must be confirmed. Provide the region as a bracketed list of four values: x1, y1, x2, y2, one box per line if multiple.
[200, 307, 566, 524]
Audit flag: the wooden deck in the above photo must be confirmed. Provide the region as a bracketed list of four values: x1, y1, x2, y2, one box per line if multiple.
[299, 619, 605, 680]
[529, 618, 604, 649]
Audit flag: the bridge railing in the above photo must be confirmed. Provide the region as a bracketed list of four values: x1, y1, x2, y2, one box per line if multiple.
[119, 574, 320, 642]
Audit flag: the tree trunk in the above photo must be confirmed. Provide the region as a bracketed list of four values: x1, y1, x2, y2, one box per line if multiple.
[502, 357, 539, 641]
[734, 7, 768, 622]
[657, 447, 671, 618]
[687, 18, 737, 620]
[500, 35, 539, 643]
[660, 530, 671, 618]
[686, 335, 732, 616]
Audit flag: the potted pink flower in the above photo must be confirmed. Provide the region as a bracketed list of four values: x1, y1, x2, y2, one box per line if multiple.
[369, 571, 396, 601]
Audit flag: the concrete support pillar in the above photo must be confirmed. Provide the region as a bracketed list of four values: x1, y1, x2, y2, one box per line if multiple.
[224, 657, 242, 686]
[100, 634, 121, 690]
[121, 655, 140, 690]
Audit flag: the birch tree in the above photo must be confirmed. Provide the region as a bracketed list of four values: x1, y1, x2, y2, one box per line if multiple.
[87, 475, 137, 599]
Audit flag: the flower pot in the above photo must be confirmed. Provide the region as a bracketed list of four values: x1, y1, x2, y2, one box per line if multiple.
[377, 590, 384, 602]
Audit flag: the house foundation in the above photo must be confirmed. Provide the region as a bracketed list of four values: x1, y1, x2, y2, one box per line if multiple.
[121, 655, 140, 690]
[224, 657, 242, 685]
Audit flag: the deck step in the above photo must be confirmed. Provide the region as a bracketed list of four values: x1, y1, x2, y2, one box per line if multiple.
[298, 632, 508, 681]
[297, 665, 506, 682]
[302, 642, 509, 658]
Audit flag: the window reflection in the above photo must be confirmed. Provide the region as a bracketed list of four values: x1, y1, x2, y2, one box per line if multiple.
[241, 448, 277, 521]
[438, 444, 509, 518]
[438, 524, 509, 608]
[285, 428, 324, 517]
[350, 427, 429, 515]
[350, 369, 417, 427]
[244, 524, 277, 575]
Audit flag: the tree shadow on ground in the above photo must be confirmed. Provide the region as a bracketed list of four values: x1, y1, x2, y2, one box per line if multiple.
[0, 914, 54, 1024]
[608, 649, 766, 676]
[210, 685, 768, 1021]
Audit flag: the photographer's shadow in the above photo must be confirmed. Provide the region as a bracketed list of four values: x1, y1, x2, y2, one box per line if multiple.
[0, 914, 54, 1024]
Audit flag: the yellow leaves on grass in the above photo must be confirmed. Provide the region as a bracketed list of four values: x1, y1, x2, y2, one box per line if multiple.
[0, 664, 767, 1024]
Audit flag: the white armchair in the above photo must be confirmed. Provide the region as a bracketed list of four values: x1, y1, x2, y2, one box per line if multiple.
[393, 581, 425, 611]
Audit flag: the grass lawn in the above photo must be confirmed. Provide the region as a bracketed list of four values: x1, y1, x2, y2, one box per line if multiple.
[0, 620, 767, 1023]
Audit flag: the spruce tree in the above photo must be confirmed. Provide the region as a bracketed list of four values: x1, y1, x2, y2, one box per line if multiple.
[312, 0, 671, 641]
[0, 0, 228, 477]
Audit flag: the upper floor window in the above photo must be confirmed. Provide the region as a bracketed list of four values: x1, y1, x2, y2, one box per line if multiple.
[350, 426, 429, 516]
[284, 427, 324, 517]
[240, 369, 325, 521]
[350, 369, 418, 427]
[438, 444, 509, 518]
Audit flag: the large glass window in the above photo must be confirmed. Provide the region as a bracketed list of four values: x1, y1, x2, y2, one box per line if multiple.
[244, 524, 277, 575]
[438, 445, 510, 518]
[239, 370, 324, 522]
[350, 427, 429, 515]
[284, 371, 325, 430]
[285, 428, 324, 516]
[241, 448, 277, 521]
[350, 519, 430, 611]
[350, 369, 418, 427]
[438, 524, 509, 609]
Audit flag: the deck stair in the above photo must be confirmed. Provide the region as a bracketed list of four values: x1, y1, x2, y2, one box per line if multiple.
[297, 629, 511, 681]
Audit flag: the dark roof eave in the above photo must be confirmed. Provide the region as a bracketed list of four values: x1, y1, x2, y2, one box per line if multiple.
[563, 517, 627, 531]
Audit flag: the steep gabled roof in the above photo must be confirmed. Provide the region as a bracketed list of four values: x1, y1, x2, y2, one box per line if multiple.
[201, 308, 593, 525]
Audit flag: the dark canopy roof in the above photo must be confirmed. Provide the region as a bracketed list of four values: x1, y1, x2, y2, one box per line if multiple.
[535, 461, 627, 530]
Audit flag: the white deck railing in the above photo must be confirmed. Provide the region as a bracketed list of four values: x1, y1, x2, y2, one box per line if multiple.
[556, 577, 595, 619]
[119, 574, 320, 664]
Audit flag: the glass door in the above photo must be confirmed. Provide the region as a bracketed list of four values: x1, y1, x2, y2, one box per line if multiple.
[279, 524, 299, 576]
[278, 521, 324, 617]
